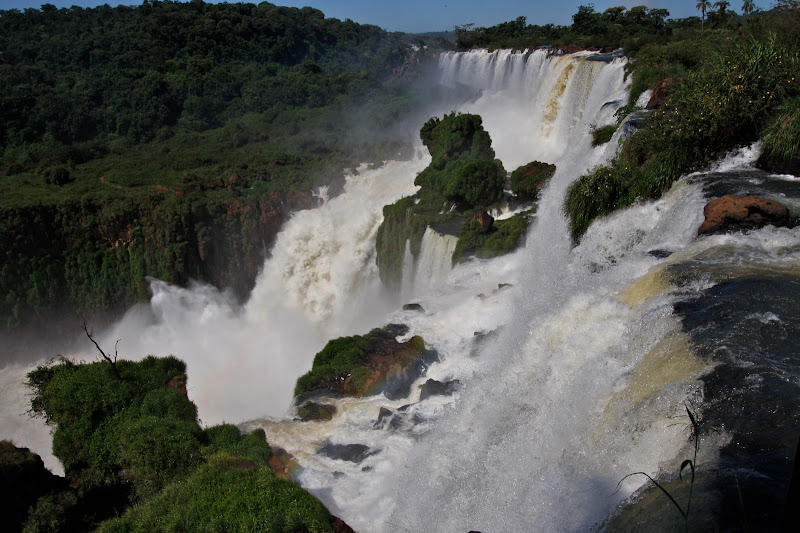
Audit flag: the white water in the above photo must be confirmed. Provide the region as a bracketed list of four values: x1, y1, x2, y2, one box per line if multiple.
[0, 48, 761, 530]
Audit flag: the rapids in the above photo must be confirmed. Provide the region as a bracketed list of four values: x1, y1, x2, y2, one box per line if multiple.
[2, 49, 798, 531]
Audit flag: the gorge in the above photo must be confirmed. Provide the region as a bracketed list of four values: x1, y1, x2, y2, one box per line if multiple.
[3, 45, 799, 531]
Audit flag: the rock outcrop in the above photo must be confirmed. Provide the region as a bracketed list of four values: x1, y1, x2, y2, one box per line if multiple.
[645, 78, 676, 109]
[697, 194, 796, 235]
[510, 160, 557, 200]
[294, 324, 438, 400]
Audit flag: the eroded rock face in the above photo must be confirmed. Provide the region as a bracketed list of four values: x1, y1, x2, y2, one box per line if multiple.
[475, 210, 494, 234]
[296, 401, 337, 422]
[645, 78, 676, 109]
[697, 194, 796, 235]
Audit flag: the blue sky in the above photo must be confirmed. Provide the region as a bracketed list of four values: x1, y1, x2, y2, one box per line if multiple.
[0, 0, 774, 33]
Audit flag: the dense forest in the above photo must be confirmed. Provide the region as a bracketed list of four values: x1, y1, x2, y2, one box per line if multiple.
[0, 1, 441, 329]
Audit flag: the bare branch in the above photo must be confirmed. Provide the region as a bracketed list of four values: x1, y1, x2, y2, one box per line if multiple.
[82, 321, 121, 379]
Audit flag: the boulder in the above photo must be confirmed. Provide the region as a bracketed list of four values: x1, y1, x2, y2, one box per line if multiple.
[419, 378, 461, 401]
[318, 443, 377, 463]
[402, 303, 425, 312]
[268, 447, 300, 479]
[294, 324, 439, 400]
[296, 401, 337, 422]
[645, 78, 676, 110]
[474, 210, 494, 234]
[697, 195, 796, 235]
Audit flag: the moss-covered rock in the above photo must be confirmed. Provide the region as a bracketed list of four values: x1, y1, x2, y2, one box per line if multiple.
[294, 324, 437, 400]
[452, 211, 532, 263]
[375, 112, 507, 290]
[510, 160, 556, 199]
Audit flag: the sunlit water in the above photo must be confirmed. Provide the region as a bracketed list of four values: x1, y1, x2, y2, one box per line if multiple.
[2, 50, 798, 531]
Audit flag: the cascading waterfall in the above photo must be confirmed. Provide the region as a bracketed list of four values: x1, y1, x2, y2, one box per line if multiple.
[3, 48, 797, 531]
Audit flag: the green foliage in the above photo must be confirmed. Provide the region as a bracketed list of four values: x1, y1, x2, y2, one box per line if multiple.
[566, 31, 800, 241]
[510, 160, 557, 198]
[97, 451, 335, 533]
[22, 491, 79, 533]
[26, 355, 199, 497]
[760, 95, 800, 163]
[294, 334, 371, 397]
[452, 212, 531, 263]
[376, 113, 506, 290]
[205, 425, 273, 467]
[455, 5, 675, 53]
[591, 124, 618, 146]
[0, 2, 430, 327]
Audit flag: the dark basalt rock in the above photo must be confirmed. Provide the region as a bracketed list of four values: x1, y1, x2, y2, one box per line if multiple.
[419, 378, 461, 401]
[697, 194, 796, 235]
[474, 210, 494, 234]
[296, 401, 337, 422]
[319, 443, 378, 463]
[402, 303, 425, 312]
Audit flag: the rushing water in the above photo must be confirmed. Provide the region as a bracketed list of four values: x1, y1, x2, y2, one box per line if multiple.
[2, 49, 798, 531]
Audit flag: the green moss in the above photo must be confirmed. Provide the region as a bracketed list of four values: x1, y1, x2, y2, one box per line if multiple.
[97, 452, 335, 533]
[510, 161, 556, 198]
[293, 325, 428, 398]
[453, 212, 531, 263]
[591, 125, 618, 147]
[294, 334, 371, 398]
[375, 112, 507, 290]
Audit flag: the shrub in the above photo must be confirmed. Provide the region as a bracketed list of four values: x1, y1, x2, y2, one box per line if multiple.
[510, 161, 556, 198]
[453, 212, 531, 263]
[97, 452, 336, 533]
[591, 124, 618, 147]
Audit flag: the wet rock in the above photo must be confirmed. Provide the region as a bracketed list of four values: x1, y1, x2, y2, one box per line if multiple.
[402, 303, 425, 312]
[697, 194, 795, 235]
[319, 443, 377, 463]
[332, 517, 358, 533]
[474, 210, 494, 234]
[645, 78, 676, 109]
[268, 447, 300, 479]
[471, 329, 501, 357]
[647, 249, 673, 259]
[294, 323, 437, 401]
[419, 378, 461, 401]
[296, 401, 337, 422]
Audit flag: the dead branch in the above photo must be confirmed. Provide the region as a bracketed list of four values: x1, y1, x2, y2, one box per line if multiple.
[82, 321, 121, 379]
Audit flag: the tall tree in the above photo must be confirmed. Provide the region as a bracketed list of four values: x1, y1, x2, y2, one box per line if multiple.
[697, 0, 712, 30]
[742, 0, 756, 15]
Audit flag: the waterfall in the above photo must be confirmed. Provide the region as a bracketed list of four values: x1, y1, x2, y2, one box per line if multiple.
[5, 48, 796, 531]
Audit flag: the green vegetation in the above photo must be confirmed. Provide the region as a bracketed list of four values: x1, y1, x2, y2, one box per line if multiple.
[591, 124, 618, 146]
[452, 212, 532, 263]
[510, 160, 557, 198]
[294, 324, 429, 398]
[0, 1, 437, 327]
[565, 5, 800, 241]
[23, 354, 346, 531]
[375, 113, 508, 290]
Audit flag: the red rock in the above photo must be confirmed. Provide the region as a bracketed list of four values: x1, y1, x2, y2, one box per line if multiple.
[698, 195, 795, 235]
[646, 78, 676, 109]
[474, 210, 494, 233]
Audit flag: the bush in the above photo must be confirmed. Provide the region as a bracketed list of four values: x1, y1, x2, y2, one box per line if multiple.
[97, 452, 336, 533]
[591, 125, 618, 147]
[453, 212, 531, 263]
[510, 161, 556, 198]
